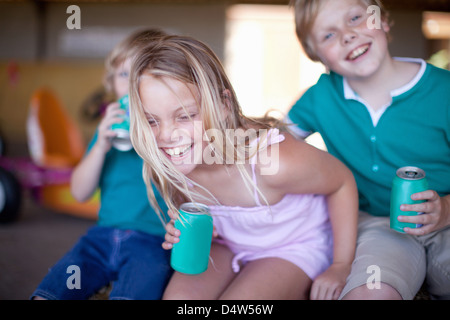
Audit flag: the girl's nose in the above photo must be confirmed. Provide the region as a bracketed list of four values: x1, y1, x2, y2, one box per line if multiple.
[158, 121, 176, 144]
[157, 121, 184, 145]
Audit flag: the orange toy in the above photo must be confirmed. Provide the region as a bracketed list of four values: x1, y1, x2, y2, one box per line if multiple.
[27, 88, 86, 168]
[0, 88, 99, 222]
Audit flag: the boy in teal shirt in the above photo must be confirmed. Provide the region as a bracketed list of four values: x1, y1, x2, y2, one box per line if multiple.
[288, 0, 450, 299]
[31, 29, 172, 300]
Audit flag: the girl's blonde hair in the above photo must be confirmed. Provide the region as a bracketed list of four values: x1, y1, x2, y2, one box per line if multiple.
[290, 0, 390, 62]
[129, 35, 280, 222]
[103, 28, 167, 96]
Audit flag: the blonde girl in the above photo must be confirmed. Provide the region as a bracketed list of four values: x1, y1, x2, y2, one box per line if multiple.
[129, 35, 358, 300]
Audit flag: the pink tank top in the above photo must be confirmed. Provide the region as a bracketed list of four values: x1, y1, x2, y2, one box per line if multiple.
[209, 129, 332, 273]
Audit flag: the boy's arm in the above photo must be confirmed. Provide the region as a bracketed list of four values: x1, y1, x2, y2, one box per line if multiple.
[70, 102, 122, 201]
[284, 116, 312, 140]
[286, 87, 318, 140]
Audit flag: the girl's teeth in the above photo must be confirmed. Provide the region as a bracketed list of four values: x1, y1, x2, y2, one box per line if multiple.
[165, 145, 191, 157]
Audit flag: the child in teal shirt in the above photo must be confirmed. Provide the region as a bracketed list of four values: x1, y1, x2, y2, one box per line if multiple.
[31, 29, 172, 300]
[288, 0, 450, 300]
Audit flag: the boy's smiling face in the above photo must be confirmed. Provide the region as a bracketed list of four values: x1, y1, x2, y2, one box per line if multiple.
[309, 0, 390, 80]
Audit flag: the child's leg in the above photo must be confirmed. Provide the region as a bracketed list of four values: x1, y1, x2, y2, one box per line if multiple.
[339, 212, 426, 300]
[163, 242, 236, 300]
[109, 231, 172, 300]
[219, 257, 312, 300]
[30, 226, 113, 300]
[422, 226, 450, 300]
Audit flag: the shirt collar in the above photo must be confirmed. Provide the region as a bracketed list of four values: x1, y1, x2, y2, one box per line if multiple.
[342, 57, 426, 127]
[343, 57, 426, 100]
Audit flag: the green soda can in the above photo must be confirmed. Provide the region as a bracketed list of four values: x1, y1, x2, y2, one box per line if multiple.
[111, 94, 132, 151]
[170, 202, 213, 275]
[390, 166, 429, 233]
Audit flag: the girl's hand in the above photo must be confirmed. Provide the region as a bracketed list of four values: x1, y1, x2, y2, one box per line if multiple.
[399, 191, 450, 235]
[310, 262, 351, 300]
[96, 102, 126, 153]
[161, 209, 218, 250]
[162, 209, 180, 250]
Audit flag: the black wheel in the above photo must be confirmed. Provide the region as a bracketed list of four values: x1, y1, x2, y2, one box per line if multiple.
[0, 134, 4, 156]
[0, 167, 22, 223]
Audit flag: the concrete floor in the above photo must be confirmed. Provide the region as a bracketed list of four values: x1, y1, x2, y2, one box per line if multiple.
[0, 194, 94, 300]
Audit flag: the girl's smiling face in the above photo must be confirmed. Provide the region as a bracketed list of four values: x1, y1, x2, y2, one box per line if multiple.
[139, 74, 204, 175]
[309, 0, 390, 80]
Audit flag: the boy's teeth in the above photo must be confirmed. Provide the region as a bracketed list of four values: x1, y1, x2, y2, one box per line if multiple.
[349, 45, 369, 60]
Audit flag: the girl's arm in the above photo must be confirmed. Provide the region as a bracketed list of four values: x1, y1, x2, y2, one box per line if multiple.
[70, 102, 123, 201]
[259, 134, 358, 300]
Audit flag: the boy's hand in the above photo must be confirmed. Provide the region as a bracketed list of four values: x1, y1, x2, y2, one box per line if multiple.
[310, 262, 351, 300]
[96, 102, 126, 153]
[399, 190, 450, 235]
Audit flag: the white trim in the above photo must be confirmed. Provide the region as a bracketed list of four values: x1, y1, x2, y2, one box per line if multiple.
[343, 57, 426, 127]
[390, 57, 426, 96]
[285, 116, 311, 138]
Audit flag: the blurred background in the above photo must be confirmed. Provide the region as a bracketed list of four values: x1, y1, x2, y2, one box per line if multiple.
[0, 0, 449, 299]
[1, 0, 449, 154]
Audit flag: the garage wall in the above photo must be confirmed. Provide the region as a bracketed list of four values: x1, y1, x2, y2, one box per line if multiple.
[0, 1, 226, 155]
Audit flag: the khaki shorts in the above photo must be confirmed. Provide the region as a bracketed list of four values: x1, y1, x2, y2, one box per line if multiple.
[339, 211, 450, 300]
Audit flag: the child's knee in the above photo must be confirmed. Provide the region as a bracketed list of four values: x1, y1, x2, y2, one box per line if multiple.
[162, 286, 198, 300]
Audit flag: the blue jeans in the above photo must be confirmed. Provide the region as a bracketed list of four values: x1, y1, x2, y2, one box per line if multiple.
[31, 226, 172, 300]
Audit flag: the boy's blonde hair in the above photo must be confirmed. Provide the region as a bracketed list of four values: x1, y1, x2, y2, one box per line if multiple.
[290, 0, 390, 62]
[129, 35, 278, 222]
[103, 28, 167, 96]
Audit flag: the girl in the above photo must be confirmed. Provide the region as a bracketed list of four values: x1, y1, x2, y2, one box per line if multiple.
[129, 35, 358, 300]
[31, 29, 172, 300]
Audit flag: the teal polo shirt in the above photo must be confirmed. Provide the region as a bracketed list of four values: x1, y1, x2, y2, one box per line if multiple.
[87, 133, 168, 236]
[287, 59, 450, 216]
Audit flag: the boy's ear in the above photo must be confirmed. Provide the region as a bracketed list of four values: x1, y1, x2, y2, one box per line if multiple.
[381, 18, 390, 33]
